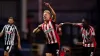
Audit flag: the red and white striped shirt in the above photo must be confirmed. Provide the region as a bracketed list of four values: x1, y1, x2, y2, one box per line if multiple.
[76, 23, 96, 47]
[40, 19, 60, 45]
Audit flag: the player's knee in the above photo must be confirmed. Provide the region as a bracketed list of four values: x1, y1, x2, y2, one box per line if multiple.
[46, 53, 52, 56]
[4, 51, 9, 56]
[4, 51, 7, 56]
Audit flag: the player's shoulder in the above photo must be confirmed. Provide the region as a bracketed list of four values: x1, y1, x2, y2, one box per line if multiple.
[89, 25, 94, 30]
[40, 23, 45, 27]
[13, 24, 17, 28]
[49, 19, 56, 24]
[5, 24, 9, 26]
[89, 25, 93, 28]
[89, 25, 95, 32]
[4, 24, 9, 27]
[13, 24, 16, 26]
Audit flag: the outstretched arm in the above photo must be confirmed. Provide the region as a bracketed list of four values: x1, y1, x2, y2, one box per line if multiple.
[58, 22, 73, 27]
[59, 22, 82, 27]
[33, 24, 42, 33]
[44, 2, 56, 22]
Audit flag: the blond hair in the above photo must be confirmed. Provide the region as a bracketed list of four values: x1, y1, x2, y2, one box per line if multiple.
[44, 10, 50, 14]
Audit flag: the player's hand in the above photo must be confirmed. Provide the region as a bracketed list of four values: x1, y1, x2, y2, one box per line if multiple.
[44, 2, 50, 7]
[18, 44, 22, 50]
[76, 42, 83, 45]
[59, 23, 64, 26]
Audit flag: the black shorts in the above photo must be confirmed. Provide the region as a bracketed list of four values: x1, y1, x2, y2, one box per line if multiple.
[82, 47, 96, 56]
[4, 44, 22, 56]
[45, 43, 59, 56]
[4, 45, 13, 53]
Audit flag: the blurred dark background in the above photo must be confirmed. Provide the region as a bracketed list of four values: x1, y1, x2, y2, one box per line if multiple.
[0, 0, 100, 56]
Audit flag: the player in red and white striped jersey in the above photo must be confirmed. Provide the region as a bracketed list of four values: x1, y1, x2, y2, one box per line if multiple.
[72, 19, 97, 48]
[33, 2, 60, 56]
[61, 19, 97, 56]
[73, 19, 96, 56]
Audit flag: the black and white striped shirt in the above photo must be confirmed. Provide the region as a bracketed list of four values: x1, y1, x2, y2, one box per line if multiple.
[1, 24, 18, 45]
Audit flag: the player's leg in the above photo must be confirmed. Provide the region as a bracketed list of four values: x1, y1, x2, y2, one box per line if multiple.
[51, 43, 59, 56]
[4, 45, 9, 56]
[82, 47, 88, 56]
[4, 45, 13, 56]
[4, 51, 9, 56]
[60, 46, 71, 56]
[46, 53, 53, 56]
[53, 49, 59, 56]
[45, 44, 53, 56]
[88, 47, 95, 56]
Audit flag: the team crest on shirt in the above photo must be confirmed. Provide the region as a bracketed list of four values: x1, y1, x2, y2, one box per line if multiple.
[82, 29, 90, 40]
[44, 28, 53, 33]
[5, 27, 15, 34]
[6, 31, 12, 34]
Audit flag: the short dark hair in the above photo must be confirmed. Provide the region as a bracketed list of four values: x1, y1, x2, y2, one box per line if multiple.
[8, 17, 14, 20]
[82, 18, 88, 23]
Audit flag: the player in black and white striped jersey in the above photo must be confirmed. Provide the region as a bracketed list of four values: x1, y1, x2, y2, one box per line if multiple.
[0, 17, 21, 56]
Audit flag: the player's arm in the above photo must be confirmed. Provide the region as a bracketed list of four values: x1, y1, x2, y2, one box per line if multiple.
[58, 22, 72, 27]
[61, 22, 82, 26]
[15, 27, 21, 50]
[85, 39, 92, 44]
[33, 24, 42, 33]
[72, 23, 82, 26]
[56, 24, 62, 36]
[44, 2, 56, 22]
[58, 27, 62, 36]
[58, 22, 82, 27]
[17, 31, 21, 50]
[33, 27, 41, 33]
[0, 26, 5, 37]
[0, 32, 3, 37]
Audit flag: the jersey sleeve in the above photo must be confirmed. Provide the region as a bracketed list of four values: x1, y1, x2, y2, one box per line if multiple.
[90, 26, 95, 36]
[1, 25, 5, 33]
[56, 24, 61, 33]
[15, 26, 18, 34]
[39, 24, 42, 30]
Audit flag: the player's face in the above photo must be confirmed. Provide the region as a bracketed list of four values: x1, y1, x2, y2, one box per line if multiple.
[8, 19, 14, 24]
[43, 12, 51, 21]
[82, 19, 87, 25]
[82, 19, 89, 29]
